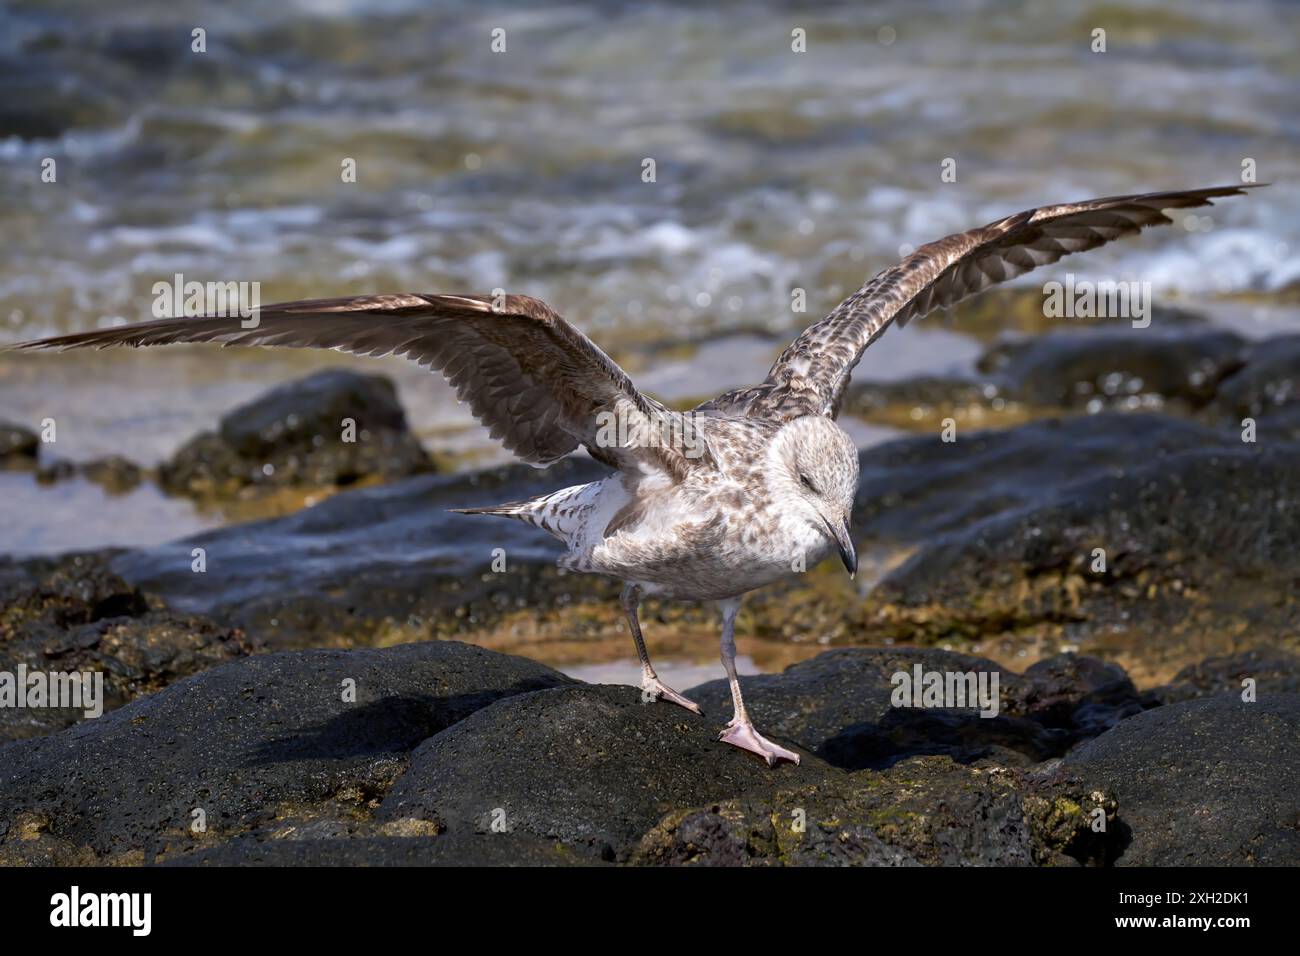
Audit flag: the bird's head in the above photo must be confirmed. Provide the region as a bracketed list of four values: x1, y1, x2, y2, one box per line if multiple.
[771, 415, 859, 576]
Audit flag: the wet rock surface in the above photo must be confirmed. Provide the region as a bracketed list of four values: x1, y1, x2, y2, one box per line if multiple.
[77, 455, 144, 494]
[5, 406, 1276, 691]
[1, 641, 1292, 866]
[977, 328, 1245, 412]
[842, 324, 1285, 434]
[59, 408, 1290, 679]
[110, 455, 610, 649]
[2, 398, 1294, 736]
[158, 369, 433, 497]
[4, 370, 431, 503]
[9, 336, 1297, 685]
[0, 551, 255, 741]
[166, 831, 595, 867]
[7, 446, 144, 494]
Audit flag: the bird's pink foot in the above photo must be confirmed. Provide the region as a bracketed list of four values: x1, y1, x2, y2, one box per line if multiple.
[719, 718, 801, 766]
[641, 676, 703, 715]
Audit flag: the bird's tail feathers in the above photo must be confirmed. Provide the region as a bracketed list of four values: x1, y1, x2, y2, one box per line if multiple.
[450, 482, 600, 546]
[449, 499, 537, 519]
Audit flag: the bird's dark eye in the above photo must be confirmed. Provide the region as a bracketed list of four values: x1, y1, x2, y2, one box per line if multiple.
[799, 473, 817, 493]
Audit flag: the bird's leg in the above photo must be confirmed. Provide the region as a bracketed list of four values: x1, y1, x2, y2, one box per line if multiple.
[621, 583, 702, 715]
[717, 598, 800, 766]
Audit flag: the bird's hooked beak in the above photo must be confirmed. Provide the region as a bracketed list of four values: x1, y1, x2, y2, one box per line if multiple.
[824, 515, 857, 578]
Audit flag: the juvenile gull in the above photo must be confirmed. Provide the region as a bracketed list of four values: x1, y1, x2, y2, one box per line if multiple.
[9, 185, 1254, 765]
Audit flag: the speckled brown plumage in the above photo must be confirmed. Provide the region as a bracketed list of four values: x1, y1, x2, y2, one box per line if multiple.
[701, 185, 1258, 420]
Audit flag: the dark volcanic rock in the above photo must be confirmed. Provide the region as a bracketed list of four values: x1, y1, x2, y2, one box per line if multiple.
[850, 412, 1227, 546]
[0, 551, 146, 632]
[631, 756, 1118, 867]
[686, 647, 1043, 769]
[1148, 649, 1300, 706]
[875, 436, 1300, 603]
[1211, 334, 1300, 421]
[96, 409, 1299, 676]
[0, 422, 39, 466]
[111, 455, 610, 648]
[0, 551, 252, 741]
[376, 684, 807, 862]
[685, 647, 1139, 771]
[0, 610, 254, 742]
[3, 641, 1289, 866]
[158, 369, 432, 496]
[165, 832, 597, 867]
[1064, 695, 1300, 865]
[844, 413, 1300, 679]
[843, 324, 1245, 432]
[0, 56, 127, 141]
[79, 455, 144, 494]
[374, 679, 1120, 866]
[1019, 652, 1145, 737]
[0, 641, 575, 862]
[1256, 402, 1300, 441]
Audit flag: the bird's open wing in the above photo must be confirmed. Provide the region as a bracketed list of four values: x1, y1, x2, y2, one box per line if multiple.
[7, 293, 704, 478]
[699, 185, 1257, 421]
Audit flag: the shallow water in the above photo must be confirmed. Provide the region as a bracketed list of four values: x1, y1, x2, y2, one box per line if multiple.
[564, 653, 760, 692]
[1, 0, 1298, 643]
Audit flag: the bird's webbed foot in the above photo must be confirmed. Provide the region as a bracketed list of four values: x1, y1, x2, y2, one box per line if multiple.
[719, 717, 801, 766]
[640, 674, 703, 715]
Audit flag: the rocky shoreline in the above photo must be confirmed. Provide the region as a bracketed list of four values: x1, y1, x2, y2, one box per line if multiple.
[1, 639, 1294, 866]
[2, 319, 1299, 865]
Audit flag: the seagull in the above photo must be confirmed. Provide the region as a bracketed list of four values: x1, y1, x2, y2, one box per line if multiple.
[8, 185, 1254, 765]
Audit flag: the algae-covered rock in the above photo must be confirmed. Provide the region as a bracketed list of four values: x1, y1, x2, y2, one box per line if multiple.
[0, 550, 251, 741]
[79, 455, 144, 494]
[630, 756, 1118, 866]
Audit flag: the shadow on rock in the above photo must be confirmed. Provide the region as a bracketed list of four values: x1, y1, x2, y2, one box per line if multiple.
[0, 640, 573, 863]
[686, 647, 1143, 771]
[244, 681, 566, 766]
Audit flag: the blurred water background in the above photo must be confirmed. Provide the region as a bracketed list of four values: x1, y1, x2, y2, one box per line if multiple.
[1, 0, 1297, 555]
